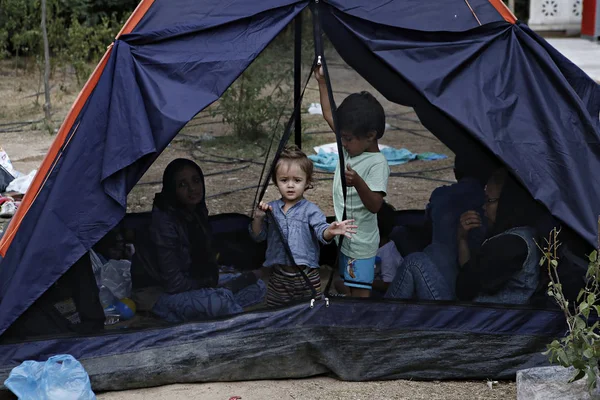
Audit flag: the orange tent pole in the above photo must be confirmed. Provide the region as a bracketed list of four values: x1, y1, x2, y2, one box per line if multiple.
[0, 0, 155, 256]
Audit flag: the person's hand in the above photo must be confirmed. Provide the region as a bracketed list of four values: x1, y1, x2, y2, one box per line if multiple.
[458, 210, 482, 240]
[344, 164, 362, 187]
[255, 201, 272, 219]
[314, 65, 325, 84]
[327, 219, 357, 239]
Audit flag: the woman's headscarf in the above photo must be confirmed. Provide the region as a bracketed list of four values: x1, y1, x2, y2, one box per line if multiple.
[154, 158, 209, 221]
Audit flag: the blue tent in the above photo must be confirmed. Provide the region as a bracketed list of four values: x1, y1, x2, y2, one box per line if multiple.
[1, 0, 599, 392]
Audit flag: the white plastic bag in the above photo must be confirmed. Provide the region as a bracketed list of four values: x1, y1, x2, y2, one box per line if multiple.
[307, 103, 323, 115]
[101, 259, 132, 300]
[6, 169, 37, 194]
[0, 147, 19, 178]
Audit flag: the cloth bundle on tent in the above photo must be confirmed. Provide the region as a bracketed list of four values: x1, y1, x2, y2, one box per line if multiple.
[1, 0, 600, 393]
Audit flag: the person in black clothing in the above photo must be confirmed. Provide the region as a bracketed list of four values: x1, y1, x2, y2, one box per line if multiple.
[131, 159, 264, 323]
[455, 169, 543, 303]
[386, 168, 544, 304]
[390, 153, 494, 257]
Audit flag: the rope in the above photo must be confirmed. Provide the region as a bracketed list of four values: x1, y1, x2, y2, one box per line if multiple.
[255, 58, 317, 206]
[251, 96, 291, 216]
[464, 0, 482, 26]
[267, 209, 319, 301]
[313, 2, 348, 298]
[251, 59, 321, 302]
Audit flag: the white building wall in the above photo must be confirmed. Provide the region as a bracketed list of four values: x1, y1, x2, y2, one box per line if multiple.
[528, 0, 583, 32]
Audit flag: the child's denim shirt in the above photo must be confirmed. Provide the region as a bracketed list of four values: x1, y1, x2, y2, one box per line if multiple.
[249, 198, 331, 269]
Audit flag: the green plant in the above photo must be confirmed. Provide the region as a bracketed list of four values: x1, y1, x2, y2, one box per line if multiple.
[0, 0, 129, 77]
[218, 48, 293, 140]
[539, 227, 600, 393]
[218, 11, 316, 141]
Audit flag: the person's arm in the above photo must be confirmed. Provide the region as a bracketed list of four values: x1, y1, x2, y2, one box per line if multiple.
[315, 66, 335, 132]
[457, 210, 482, 266]
[353, 175, 384, 213]
[345, 161, 389, 213]
[455, 235, 528, 301]
[307, 203, 357, 243]
[250, 201, 270, 242]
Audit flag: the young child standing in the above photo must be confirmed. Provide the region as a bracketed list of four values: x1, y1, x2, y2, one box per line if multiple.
[315, 67, 390, 298]
[250, 145, 357, 307]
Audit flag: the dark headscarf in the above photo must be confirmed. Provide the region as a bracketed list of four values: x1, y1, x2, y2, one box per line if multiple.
[154, 158, 209, 221]
[489, 173, 546, 239]
[154, 159, 217, 286]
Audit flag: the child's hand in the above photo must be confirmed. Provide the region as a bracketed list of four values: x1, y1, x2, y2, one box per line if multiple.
[327, 219, 357, 239]
[345, 164, 363, 187]
[314, 65, 325, 84]
[255, 201, 272, 219]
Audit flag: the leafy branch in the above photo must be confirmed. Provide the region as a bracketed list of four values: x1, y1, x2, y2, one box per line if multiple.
[538, 225, 600, 393]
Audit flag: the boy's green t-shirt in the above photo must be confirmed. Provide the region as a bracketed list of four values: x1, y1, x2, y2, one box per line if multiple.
[333, 148, 390, 259]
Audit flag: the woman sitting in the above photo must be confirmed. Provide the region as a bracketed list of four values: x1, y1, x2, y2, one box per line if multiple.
[385, 168, 543, 304]
[132, 159, 265, 323]
[455, 169, 542, 304]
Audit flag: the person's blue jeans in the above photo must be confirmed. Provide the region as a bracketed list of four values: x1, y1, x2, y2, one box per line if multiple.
[384, 243, 455, 300]
[386, 178, 488, 301]
[152, 288, 243, 323]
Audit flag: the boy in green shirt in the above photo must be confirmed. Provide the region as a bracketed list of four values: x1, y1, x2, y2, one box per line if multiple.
[315, 67, 390, 297]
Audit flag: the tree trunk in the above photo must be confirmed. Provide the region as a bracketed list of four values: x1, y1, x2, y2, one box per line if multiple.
[41, 0, 52, 126]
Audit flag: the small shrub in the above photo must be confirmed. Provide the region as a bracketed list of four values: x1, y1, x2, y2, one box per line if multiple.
[539, 227, 600, 393]
[218, 14, 315, 141]
[218, 49, 292, 141]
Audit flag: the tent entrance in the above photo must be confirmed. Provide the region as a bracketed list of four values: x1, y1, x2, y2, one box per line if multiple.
[0, 4, 475, 340]
[2, 1, 600, 389]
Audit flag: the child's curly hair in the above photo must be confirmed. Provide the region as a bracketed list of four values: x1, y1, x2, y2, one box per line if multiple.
[271, 145, 314, 189]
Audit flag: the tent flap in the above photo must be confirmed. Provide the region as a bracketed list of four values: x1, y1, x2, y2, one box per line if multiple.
[321, 3, 600, 247]
[0, 1, 307, 337]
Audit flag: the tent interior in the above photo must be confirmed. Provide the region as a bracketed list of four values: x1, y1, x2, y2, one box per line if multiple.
[1, 0, 600, 392]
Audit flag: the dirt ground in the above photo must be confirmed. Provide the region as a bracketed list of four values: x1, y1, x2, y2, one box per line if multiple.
[96, 377, 517, 400]
[0, 54, 516, 399]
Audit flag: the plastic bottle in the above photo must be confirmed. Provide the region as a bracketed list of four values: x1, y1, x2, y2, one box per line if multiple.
[98, 285, 121, 325]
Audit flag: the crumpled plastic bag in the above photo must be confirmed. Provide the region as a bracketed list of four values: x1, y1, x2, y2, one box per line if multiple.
[6, 169, 37, 194]
[0, 147, 20, 178]
[307, 102, 322, 115]
[4, 354, 96, 400]
[101, 259, 132, 300]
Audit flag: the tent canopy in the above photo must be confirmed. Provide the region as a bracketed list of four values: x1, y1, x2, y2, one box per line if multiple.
[0, 0, 599, 339]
